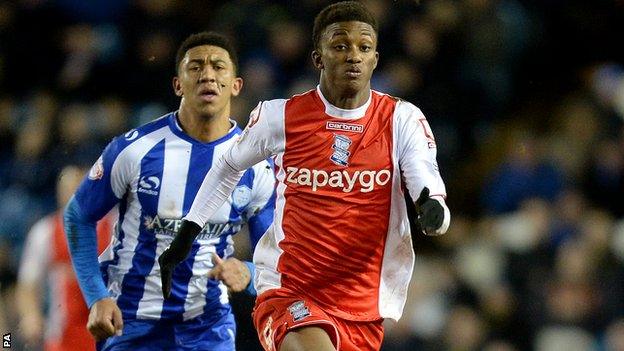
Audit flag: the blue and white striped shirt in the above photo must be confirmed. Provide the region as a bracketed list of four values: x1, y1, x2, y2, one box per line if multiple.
[69, 112, 275, 321]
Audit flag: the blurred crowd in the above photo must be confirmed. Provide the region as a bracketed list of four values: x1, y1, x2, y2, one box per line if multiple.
[0, 0, 623, 350]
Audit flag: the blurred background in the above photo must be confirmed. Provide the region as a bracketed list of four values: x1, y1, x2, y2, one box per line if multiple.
[0, 0, 623, 350]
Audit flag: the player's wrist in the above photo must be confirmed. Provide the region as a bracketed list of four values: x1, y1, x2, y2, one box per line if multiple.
[243, 261, 257, 296]
[167, 220, 202, 262]
[415, 187, 450, 235]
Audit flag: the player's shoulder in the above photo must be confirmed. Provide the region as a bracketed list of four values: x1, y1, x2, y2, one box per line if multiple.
[115, 112, 172, 143]
[284, 88, 318, 106]
[32, 213, 56, 231]
[253, 89, 316, 115]
[257, 98, 289, 114]
[372, 90, 422, 114]
[397, 100, 425, 118]
[245, 99, 289, 130]
[105, 112, 173, 153]
[377, 92, 425, 121]
[288, 88, 316, 100]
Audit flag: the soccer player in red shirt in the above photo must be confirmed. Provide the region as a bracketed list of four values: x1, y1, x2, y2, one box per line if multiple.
[16, 166, 113, 351]
[160, 2, 451, 350]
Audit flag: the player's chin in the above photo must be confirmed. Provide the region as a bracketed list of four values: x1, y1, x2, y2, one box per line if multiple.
[340, 79, 366, 93]
[198, 103, 221, 116]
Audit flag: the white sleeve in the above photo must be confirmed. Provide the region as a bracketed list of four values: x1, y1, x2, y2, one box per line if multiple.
[227, 100, 286, 171]
[184, 100, 285, 227]
[18, 216, 52, 285]
[395, 101, 450, 234]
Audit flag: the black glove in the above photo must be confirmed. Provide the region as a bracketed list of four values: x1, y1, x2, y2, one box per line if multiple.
[415, 187, 444, 235]
[158, 220, 202, 299]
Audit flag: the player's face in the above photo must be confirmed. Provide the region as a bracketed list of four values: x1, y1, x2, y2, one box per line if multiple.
[173, 45, 242, 119]
[314, 21, 379, 96]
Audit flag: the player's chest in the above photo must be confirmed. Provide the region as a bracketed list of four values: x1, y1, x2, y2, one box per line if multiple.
[283, 115, 394, 170]
[129, 144, 251, 221]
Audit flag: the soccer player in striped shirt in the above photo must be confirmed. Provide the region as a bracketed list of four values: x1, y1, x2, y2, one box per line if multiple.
[161, 2, 451, 350]
[63, 32, 275, 350]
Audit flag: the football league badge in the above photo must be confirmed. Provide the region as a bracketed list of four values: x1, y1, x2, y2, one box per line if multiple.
[330, 134, 351, 166]
[288, 301, 311, 322]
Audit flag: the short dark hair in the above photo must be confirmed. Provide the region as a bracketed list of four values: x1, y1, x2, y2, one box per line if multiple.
[312, 1, 378, 50]
[175, 31, 239, 75]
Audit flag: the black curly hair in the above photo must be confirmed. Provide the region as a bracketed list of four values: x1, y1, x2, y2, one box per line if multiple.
[175, 31, 239, 75]
[312, 1, 378, 50]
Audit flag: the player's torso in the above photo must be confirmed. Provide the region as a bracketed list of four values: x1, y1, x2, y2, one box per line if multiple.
[275, 90, 398, 319]
[127, 136, 251, 241]
[105, 118, 254, 320]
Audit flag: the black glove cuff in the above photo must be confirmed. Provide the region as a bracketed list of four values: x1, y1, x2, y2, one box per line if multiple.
[420, 199, 444, 230]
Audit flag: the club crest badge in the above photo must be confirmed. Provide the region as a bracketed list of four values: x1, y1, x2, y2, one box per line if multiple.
[232, 185, 252, 209]
[330, 134, 351, 166]
[288, 301, 311, 322]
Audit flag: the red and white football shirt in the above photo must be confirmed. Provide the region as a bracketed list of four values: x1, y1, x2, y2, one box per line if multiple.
[187, 86, 447, 321]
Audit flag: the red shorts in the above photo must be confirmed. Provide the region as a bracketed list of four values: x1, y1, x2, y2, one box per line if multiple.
[252, 288, 384, 351]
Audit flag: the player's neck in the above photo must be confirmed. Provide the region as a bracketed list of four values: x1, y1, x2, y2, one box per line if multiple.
[177, 107, 231, 143]
[319, 81, 370, 110]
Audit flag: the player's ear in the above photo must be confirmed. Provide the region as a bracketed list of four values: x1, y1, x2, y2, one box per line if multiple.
[312, 50, 323, 70]
[173, 77, 183, 97]
[231, 77, 243, 97]
[373, 51, 379, 70]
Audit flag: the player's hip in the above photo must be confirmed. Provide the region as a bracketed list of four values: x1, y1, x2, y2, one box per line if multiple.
[253, 287, 384, 351]
[97, 311, 236, 351]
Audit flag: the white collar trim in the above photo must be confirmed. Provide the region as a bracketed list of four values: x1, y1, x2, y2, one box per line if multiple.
[316, 85, 371, 119]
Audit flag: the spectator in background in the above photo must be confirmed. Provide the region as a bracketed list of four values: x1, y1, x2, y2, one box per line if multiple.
[482, 130, 564, 215]
[48, 102, 104, 171]
[16, 165, 113, 351]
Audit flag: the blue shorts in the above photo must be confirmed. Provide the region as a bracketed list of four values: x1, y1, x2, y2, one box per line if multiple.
[96, 308, 236, 351]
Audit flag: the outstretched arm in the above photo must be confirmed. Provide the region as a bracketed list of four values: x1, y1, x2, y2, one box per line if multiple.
[158, 157, 246, 298]
[159, 102, 281, 298]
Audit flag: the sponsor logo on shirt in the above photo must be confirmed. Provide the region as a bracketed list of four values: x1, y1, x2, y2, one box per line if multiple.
[285, 166, 391, 193]
[288, 301, 311, 322]
[326, 121, 364, 133]
[143, 215, 241, 240]
[137, 176, 160, 196]
[330, 134, 352, 166]
[125, 129, 139, 141]
[88, 156, 104, 180]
